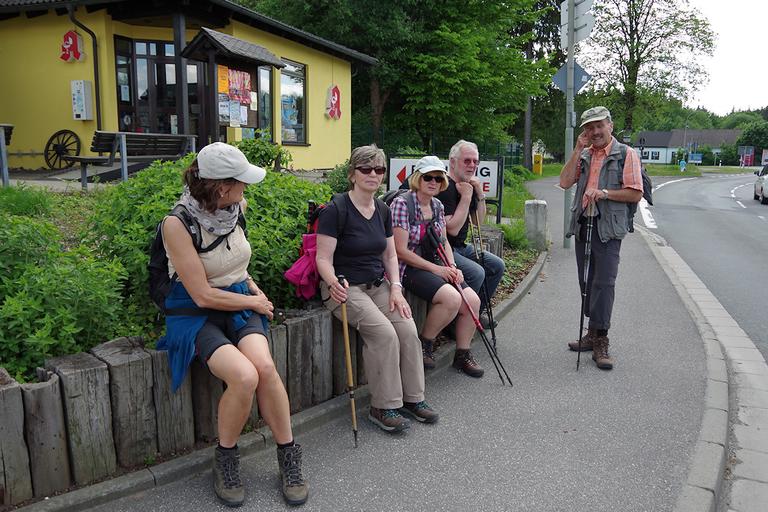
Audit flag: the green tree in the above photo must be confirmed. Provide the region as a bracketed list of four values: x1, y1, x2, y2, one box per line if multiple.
[583, 0, 715, 134]
[720, 111, 764, 129]
[737, 121, 768, 162]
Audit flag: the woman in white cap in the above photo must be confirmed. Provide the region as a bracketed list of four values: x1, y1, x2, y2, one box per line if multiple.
[391, 156, 484, 378]
[158, 142, 307, 507]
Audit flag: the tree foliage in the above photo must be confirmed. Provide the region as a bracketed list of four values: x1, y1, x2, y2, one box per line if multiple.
[582, 0, 715, 133]
[244, 0, 552, 152]
[737, 121, 768, 158]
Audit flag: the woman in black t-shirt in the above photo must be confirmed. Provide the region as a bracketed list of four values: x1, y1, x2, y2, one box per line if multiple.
[316, 144, 439, 432]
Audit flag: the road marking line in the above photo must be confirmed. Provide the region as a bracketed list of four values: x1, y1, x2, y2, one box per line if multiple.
[639, 198, 656, 229]
[736, 201, 746, 208]
[654, 177, 695, 192]
[759, 216, 766, 221]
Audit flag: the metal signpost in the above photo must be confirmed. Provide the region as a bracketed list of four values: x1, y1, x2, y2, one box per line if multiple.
[559, 0, 594, 248]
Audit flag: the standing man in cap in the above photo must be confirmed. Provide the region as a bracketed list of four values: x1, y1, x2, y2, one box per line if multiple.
[437, 140, 506, 330]
[559, 106, 643, 370]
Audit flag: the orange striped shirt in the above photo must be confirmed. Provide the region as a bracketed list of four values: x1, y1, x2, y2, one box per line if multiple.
[579, 139, 643, 208]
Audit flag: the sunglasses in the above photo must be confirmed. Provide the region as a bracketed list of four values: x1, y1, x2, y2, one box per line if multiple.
[463, 158, 479, 165]
[356, 166, 386, 175]
[422, 174, 445, 183]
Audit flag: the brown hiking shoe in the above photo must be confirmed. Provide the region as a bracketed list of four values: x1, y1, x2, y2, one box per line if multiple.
[213, 446, 244, 507]
[369, 407, 411, 433]
[399, 401, 439, 424]
[568, 331, 595, 352]
[276, 444, 308, 506]
[592, 335, 614, 370]
[453, 349, 484, 378]
[420, 335, 436, 370]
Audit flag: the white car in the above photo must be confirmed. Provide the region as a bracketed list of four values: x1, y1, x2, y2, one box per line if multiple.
[755, 165, 768, 204]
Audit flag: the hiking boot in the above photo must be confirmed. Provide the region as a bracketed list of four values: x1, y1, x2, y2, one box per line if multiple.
[276, 444, 308, 506]
[213, 445, 244, 507]
[368, 407, 411, 433]
[592, 335, 614, 370]
[420, 335, 436, 370]
[453, 349, 484, 378]
[480, 312, 498, 330]
[399, 401, 439, 424]
[567, 331, 595, 352]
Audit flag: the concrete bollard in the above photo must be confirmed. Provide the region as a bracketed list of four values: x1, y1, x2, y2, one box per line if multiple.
[524, 200, 549, 251]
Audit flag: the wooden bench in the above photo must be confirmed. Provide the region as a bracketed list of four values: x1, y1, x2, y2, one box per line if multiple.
[65, 131, 196, 190]
[0, 124, 13, 187]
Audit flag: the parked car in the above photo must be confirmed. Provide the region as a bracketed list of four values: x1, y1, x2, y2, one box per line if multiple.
[754, 165, 768, 204]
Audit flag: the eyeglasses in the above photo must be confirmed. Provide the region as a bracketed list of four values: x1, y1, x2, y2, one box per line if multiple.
[422, 174, 445, 183]
[463, 158, 479, 165]
[355, 166, 386, 175]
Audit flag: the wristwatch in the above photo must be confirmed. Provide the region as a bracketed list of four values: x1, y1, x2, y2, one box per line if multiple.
[601, 189, 609, 200]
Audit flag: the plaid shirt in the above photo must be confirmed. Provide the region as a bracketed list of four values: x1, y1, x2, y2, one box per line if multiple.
[578, 138, 643, 208]
[390, 191, 446, 280]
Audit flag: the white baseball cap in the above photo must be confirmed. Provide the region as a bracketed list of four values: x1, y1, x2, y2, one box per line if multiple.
[197, 142, 266, 184]
[413, 155, 448, 175]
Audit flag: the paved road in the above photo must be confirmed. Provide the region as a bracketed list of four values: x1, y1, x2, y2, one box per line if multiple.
[643, 173, 768, 361]
[89, 178, 706, 512]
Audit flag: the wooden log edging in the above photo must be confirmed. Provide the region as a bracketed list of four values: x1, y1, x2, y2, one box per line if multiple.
[20, 370, 71, 499]
[90, 337, 157, 469]
[44, 352, 117, 486]
[0, 368, 34, 506]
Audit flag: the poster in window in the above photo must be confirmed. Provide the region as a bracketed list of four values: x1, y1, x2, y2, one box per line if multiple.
[218, 93, 230, 123]
[325, 84, 341, 119]
[229, 101, 241, 128]
[240, 105, 248, 126]
[228, 69, 251, 103]
[250, 91, 259, 111]
[217, 65, 229, 94]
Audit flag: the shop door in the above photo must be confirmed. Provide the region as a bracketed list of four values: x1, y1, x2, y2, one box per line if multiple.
[117, 40, 207, 143]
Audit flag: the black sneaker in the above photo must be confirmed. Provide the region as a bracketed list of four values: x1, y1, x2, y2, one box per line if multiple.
[399, 401, 439, 424]
[213, 446, 244, 507]
[368, 407, 410, 433]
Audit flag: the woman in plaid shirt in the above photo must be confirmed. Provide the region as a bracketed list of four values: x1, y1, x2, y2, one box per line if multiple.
[392, 156, 484, 379]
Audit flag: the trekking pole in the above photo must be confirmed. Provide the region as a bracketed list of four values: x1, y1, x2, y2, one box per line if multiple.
[469, 211, 498, 349]
[336, 274, 358, 447]
[434, 242, 513, 386]
[576, 202, 597, 371]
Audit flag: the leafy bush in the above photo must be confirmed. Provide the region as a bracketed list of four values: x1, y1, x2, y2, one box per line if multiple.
[232, 134, 293, 170]
[0, 249, 127, 381]
[395, 145, 427, 157]
[504, 165, 534, 186]
[499, 219, 529, 251]
[0, 213, 60, 298]
[85, 153, 331, 332]
[0, 183, 51, 216]
[325, 160, 350, 194]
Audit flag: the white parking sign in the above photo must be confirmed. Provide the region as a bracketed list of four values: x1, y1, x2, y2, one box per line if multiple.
[387, 158, 500, 197]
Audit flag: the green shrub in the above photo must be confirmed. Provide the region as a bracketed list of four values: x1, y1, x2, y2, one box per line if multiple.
[232, 134, 293, 170]
[0, 213, 60, 298]
[85, 153, 331, 332]
[325, 160, 350, 194]
[499, 220, 529, 251]
[0, 248, 127, 381]
[395, 145, 426, 157]
[0, 183, 51, 216]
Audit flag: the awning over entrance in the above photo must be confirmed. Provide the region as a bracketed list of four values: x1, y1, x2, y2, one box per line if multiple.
[182, 27, 285, 69]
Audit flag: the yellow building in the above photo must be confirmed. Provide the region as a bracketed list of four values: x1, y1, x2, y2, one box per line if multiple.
[0, 0, 375, 171]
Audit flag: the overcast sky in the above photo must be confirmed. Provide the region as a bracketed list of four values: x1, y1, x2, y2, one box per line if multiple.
[688, 0, 766, 115]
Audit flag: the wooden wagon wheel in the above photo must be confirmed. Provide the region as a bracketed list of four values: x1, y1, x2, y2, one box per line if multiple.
[44, 130, 81, 170]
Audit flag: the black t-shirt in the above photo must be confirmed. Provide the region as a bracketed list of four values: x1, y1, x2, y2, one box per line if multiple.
[317, 193, 392, 285]
[436, 177, 477, 248]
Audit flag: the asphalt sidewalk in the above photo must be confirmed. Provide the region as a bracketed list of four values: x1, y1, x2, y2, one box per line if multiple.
[17, 178, 768, 512]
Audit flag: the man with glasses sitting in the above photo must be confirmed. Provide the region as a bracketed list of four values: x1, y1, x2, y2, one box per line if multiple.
[436, 140, 505, 330]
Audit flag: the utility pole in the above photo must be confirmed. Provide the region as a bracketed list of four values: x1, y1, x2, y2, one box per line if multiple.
[559, 0, 593, 248]
[564, 0, 575, 248]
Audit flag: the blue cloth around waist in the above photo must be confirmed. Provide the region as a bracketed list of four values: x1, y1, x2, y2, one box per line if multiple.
[157, 280, 269, 391]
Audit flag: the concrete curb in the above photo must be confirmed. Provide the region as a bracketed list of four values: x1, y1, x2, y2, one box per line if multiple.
[16, 253, 549, 512]
[637, 226, 768, 512]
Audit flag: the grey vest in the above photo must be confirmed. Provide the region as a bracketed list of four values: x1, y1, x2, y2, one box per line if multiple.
[566, 137, 633, 243]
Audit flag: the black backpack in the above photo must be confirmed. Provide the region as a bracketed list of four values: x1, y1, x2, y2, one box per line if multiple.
[617, 145, 653, 233]
[148, 204, 246, 313]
